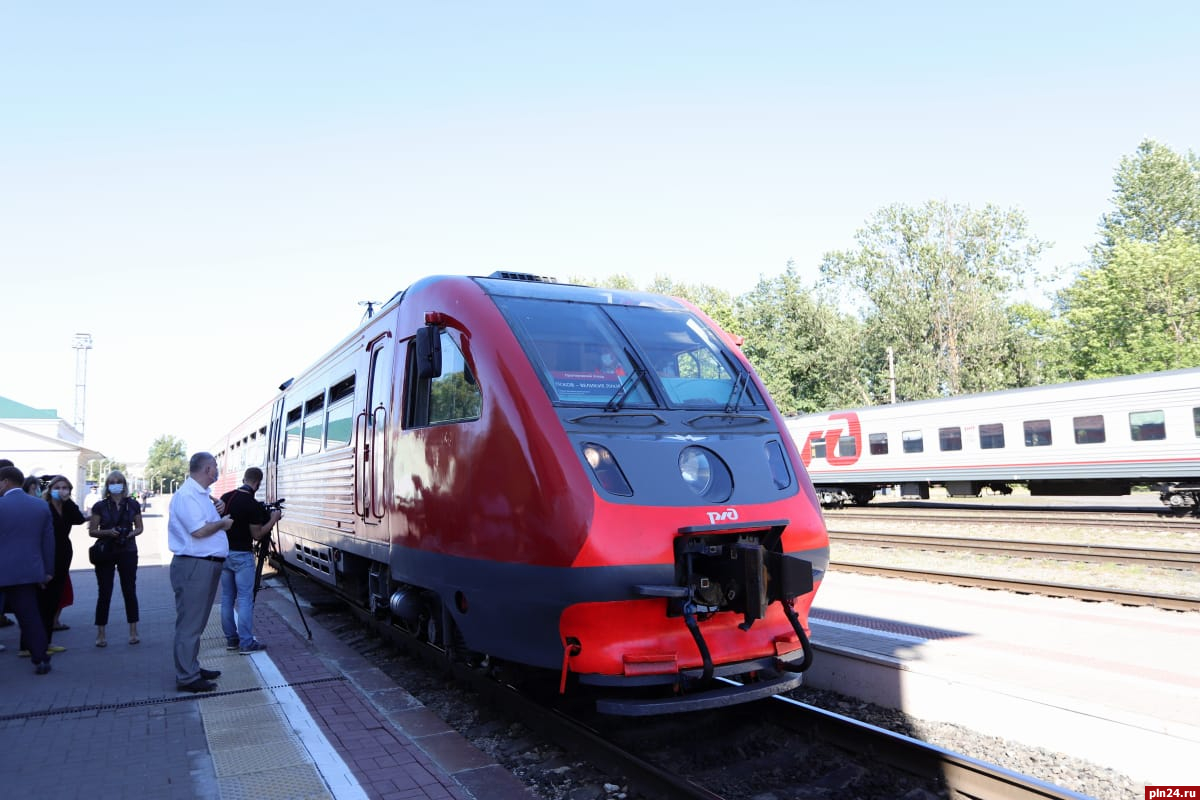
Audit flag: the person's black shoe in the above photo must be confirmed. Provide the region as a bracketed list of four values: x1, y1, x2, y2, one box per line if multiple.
[199, 668, 221, 680]
[35, 661, 52, 675]
[0, 614, 14, 628]
[177, 678, 216, 693]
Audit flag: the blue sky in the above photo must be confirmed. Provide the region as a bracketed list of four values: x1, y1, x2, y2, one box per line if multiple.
[1, 2, 1197, 464]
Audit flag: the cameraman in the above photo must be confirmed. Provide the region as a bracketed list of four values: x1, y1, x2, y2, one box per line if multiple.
[219, 468, 280, 654]
[89, 470, 143, 648]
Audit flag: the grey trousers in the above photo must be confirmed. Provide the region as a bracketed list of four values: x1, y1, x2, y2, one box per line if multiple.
[170, 555, 223, 685]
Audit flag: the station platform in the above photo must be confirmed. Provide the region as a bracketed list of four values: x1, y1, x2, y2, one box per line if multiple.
[0, 504, 532, 800]
[806, 571, 1200, 788]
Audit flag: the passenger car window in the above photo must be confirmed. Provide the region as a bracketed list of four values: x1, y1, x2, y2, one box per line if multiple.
[1194, 407, 1200, 437]
[1129, 410, 1166, 441]
[979, 423, 1005, 449]
[1024, 419, 1052, 447]
[810, 438, 826, 460]
[939, 427, 962, 451]
[837, 436, 856, 457]
[869, 432, 888, 455]
[1074, 415, 1106, 444]
[902, 430, 923, 453]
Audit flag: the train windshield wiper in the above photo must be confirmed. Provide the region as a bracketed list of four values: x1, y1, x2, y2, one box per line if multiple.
[606, 350, 649, 412]
[724, 370, 749, 413]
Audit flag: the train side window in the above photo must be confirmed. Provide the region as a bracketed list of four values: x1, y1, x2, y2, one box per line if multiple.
[1023, 419, 1052, 446]
[1073, 415, 1106, 444]
[902, 430, 923, 453]
[939, 427, 962, 451]
[869, 432, 888, 455]
[283, 406, 302, 459]
[837, 435, 856, 457]
[1194, 407, 1200, 437]
[810, 438, 826, 460]
[407, 332, 481, 427]
[979, 423, 1005, 449]
[302, 392, 325, 455]
[1129, 410, 1166, 441]
[325, 375, 355, 448]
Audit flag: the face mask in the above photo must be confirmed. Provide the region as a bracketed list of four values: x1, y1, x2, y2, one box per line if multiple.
[108, 484, 125, 495]
[51, 489, 66, 501]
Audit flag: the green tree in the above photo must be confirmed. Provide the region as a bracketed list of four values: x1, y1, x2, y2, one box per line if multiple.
[145, 434, 188, 492]
[736, 263, 866, 415]
[821, 200, 1047, 401]
[1058, 232, 1200, 377]
[645, 274, 739, 335]
[1057, 140, 1200, 378]
[1096, 139, 1200, 258]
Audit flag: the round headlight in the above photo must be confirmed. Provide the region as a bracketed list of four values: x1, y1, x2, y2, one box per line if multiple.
[679, 447, 714, 495]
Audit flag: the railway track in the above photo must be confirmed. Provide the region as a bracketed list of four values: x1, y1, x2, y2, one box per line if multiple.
[335, 596, 1094, 799]
[827, 507, 1200, 533]
[830, 560, 1199, 611]
[827, 530, 1200, 569]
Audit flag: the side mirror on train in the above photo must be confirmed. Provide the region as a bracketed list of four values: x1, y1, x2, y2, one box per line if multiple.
[416, 325, 442, 379]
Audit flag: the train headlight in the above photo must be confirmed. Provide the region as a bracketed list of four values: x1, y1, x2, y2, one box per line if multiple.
[582, 443, 634, 496]
[679, 446, 732, 503]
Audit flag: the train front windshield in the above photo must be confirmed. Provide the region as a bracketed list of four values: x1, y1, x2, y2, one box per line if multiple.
[495, 296, 764, 410]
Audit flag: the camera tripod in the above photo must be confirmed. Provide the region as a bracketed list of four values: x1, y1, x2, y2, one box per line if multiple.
[253, 528, 312, 640]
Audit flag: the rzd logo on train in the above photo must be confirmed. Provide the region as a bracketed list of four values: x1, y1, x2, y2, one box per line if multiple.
[800, 412, 862, 468]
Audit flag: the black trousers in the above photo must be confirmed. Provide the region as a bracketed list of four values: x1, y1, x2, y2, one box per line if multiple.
[20, 549, 72, 650]
[94, 548, 140, 625]
[3, 584, 48, 664]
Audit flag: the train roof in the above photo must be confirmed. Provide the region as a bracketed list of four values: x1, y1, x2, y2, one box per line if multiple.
[789, 366, 1200, 421]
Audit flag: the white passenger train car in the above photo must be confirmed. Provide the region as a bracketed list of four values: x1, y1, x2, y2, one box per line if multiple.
[785, 368, 1200, 509]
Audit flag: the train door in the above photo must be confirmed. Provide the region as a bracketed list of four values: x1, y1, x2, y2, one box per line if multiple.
[355, 333, 393, 542]
[265, 397, 284, 503]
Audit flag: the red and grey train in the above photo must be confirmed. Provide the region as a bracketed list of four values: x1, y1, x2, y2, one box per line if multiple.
[212, 272, 830, 714]
[785, 368, 1200, 510]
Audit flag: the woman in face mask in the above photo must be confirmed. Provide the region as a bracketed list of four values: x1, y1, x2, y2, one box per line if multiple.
[25, 476, 88, 655]
[89, 470, 143, 647]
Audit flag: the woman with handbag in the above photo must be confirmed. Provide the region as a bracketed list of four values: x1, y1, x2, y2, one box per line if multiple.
[89, 470, 143, 647]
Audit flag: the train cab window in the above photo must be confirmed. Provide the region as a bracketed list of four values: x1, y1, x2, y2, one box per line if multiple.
[810, 438, 826, 460]
[325, 375, 356, 448]
[939, 427, 962, 452]
[902, 430, 924, 453]
[1073, 415, 1106, 444]
[406, 332, 481, 428]
[837, 436, 856, 457]
[284, 406, 302, 459]
[869, 432, 888, 455]
[1129, 410, 1166, 441]
[1024, 419, 1052, 447]
[979, 423, 1005, 449]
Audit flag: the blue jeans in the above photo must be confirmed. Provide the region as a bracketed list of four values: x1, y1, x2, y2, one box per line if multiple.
[219, 551, 257, 647]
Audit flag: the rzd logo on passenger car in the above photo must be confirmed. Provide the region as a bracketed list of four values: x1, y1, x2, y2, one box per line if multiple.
[800, 411, 862, 468]
[707, 507, 739, 525]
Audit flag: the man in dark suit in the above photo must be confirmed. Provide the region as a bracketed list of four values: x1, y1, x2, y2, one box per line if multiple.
[0, 465, 55, 673]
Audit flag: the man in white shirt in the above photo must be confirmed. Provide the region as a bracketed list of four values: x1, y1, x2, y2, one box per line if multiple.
[168, 452, 233, 692]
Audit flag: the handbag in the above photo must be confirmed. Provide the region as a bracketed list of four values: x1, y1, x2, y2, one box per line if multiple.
[88, 537, 118, 565]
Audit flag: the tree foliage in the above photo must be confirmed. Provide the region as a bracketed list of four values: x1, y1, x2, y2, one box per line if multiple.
[820, 200, 1046, 401]
[1096, 139, 1200, 257]
[145, 434, 188, 491]
[1059, 232, 1200, 376]
[735, 264, 866, 415]
[1059, 140, 1200, 378]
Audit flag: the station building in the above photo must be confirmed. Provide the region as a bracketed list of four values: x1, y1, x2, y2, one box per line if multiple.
[0, 395, 103, 503]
